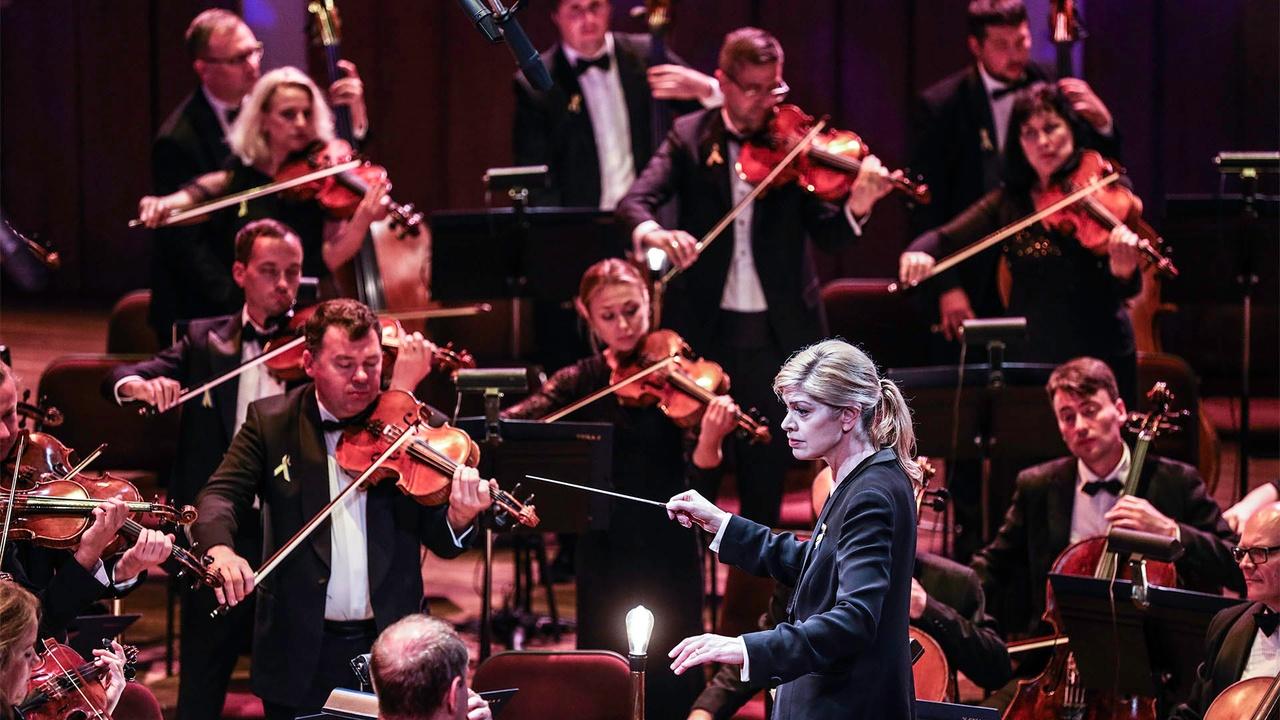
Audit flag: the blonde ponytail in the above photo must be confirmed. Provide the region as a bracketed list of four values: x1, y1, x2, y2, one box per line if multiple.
[874, 378, 921, 483]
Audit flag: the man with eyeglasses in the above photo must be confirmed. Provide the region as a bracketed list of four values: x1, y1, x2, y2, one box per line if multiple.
[1171, 502, 1280, 719]
[513, 0, 721, 210]
[616, 26, 896, 527]
[148, 8, 368, 343]
[970, 356, 1242, 710]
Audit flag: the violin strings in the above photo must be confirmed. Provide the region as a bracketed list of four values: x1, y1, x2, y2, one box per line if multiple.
[377, 424, 523, 511]
[45, 648, 108, 719]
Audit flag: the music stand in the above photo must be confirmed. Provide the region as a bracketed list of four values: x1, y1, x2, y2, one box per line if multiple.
[1047, 574, 1244, 708]
[456, 417, 615, 659]
[429, 207, 620, 370]
[66, 613, 140, 658]
[916, 700, 1000, 720]
[888, 363, 1064, 553]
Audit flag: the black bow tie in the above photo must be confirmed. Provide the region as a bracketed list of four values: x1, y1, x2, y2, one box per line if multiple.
[1082, 478, 1124, 497]
[241, 321, 285, 346]
[319, 402, 377, 433]
[574, 54, 611, 75]
[991, 79, 1030, 100]
[1256, 606, 1279, 637]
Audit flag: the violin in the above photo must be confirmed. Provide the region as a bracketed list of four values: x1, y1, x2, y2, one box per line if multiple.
[738, 104, 931, 205]
[1004, 383, 1183, 720]
[15, 638, 137, 720]
[16, 390, 63, 432]
[334, 390, 538, 527]
[277, 139, 423, 238]
[260, 304, 476, 384]
[549, 329, 771, 444]
[2, 432, 219, 590]
[1032, 150, 1178, 278]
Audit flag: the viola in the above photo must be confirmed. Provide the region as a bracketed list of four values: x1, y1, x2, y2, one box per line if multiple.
[559, 329, 771, 444]
[15, 638, 137, 720]
[334, 390, 539, 528]
[737, 104, 931, 205]
[1004, 383, 1183, 720]
[1032, 150, 1178, 278]
[1, 432, 219, 590]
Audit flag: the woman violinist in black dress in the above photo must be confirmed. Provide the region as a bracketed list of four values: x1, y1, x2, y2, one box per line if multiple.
[899, 82, 1145, 403]
[503, 258, 738, 720]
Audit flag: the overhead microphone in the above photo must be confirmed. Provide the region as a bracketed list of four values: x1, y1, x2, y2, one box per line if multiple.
[456, 0, 554, 91]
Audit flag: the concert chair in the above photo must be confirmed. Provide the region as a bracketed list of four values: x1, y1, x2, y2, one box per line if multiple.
[472, 650, 631, 719]
[820, 278, 928, 370]
[106, 290, 160, 355]
[114, 682, 164, 720]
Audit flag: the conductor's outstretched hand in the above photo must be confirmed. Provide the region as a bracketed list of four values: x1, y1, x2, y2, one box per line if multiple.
[666, 490, 730, 535]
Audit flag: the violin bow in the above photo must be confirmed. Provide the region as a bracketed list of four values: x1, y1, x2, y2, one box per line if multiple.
[0, 434, 27, 574]
[41, 643, 111, 720]
[211, 409, 422, 617]
[126, 160, 361, 229]
[539, 356, 675, 424]
[136, 336, 306, 417]
[657, 118, 827, 287]
[887, 171, 1121, 293]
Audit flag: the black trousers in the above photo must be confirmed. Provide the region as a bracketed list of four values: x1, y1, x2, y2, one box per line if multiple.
[261, 619, 378, 720]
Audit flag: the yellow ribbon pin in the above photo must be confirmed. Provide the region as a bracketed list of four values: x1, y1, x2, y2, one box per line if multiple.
[201, 390, 213, 408]
[568, 94, 582, 114]
[706, 142, 724, 168]
[979, 127, 995, 153]
[273, 454, 292, 483]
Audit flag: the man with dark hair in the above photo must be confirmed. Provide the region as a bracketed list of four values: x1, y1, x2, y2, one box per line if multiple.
[192, 298, 490, 720]
[971, 356, 1241, 708]
[371, 615, 491, 720]
[108, 221, 436, 720]
[904, 0, 1120, 343]
[616, 26, 895, 526]
[513, 0, 720, 209]
[149, 9, 368, 341]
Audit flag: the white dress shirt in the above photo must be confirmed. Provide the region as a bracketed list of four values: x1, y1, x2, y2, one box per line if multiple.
[563, 34, 635, 211]
[1242, 623, 1280, 680]
[1069, 444, 1130, 544]
[202, 85, 239, 140]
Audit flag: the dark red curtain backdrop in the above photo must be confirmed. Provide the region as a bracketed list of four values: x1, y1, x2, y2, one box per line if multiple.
[2, 1, 1276, 299]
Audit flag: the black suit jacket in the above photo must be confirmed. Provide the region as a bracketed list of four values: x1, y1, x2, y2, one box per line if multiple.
[719, 449, 917, 720]
[104, 313, 250, 510]
[907, 64, 1122, 318]
[692, 550, 1010, 719]
[513, 33, 701, 208]
[1, 544, 110, 639]
[1168, 600, 1262, 720]
[190, 385, 471, 706]
[971, 454, 1243, 636]
[149, 89, 242, 342]
[616, 107, 856, 356]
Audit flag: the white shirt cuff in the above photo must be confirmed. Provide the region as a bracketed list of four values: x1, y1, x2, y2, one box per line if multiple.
[91, 559, 110, 587]
[109, 564, 142, 593]
[843, 203, 869, 236]
[113, 375, 144, 405]
[631, 220, 663, 259]
[708, 515, 732, 554]
[448, 521, 474, 549]
[699, 79, 724, 109]
[737, 636, 750, 681]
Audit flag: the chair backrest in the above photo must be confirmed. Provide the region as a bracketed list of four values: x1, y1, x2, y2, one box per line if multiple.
[472, 650, 631, 720]
[106, 290, 160, 355]
[114, 682, 164, 720]
[36, 354, 180, 475]
[820, 278, 927, 370]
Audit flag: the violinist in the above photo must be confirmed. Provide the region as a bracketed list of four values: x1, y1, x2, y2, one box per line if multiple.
[664, 339, 920, 720]
[105, 219, 436, 720]
[1171, 501, 1280, 720]
[138, 66, 388, 305]
[970, 357, 1242, 710]
[0, 363, 173, 638]
[907, 0, 1121, 361]
[513, 0, 721, 210]
[0, 580, 130, 720]
[149, 9, 368, 342]
[190, 298, 491, 720]
[502, 258, 737, 719]
[616, 26, 895, 527]
[900, 81, 1141, 402]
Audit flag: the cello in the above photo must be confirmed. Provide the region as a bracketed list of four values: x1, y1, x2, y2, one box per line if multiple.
[1204, 673, 1280, 720]
[1003, 383, 1183, 720]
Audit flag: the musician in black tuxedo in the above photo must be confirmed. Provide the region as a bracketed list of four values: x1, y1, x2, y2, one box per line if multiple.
[905, 0, 1121, 343]
[513, 0, 720, 210]
[616, 27, 894, 526]
[0, 363, 171, 639]
[190, 299, 490, 720]
[688, 550, 1012, 719]
[108, 221, 436, 720]
[666, 341, 920, 720]
[970, 357, 1242, 709]
[1171, 502, 1280, 720]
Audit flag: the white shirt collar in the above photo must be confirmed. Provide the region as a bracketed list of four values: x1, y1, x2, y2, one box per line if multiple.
[240, 306, 272, 336]
[315, 393, 341, 427]
[562, 32, 614, 66]
[1077, 442, 1132, 489]
[202, 85, 241, 127]
[977, 62, 1014, 97]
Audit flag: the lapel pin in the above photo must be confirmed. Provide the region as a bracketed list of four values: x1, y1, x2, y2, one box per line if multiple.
[979, 127, 995, 153]
[201, 390, 213, 408]
[273, 454, 292, 483]
[814, 522, 827, 548]
[706, 142, 724, 168]
[568, 94, 582, 114]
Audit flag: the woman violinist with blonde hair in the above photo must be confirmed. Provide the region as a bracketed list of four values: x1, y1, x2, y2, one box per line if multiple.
[667, 339, 920, 720]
